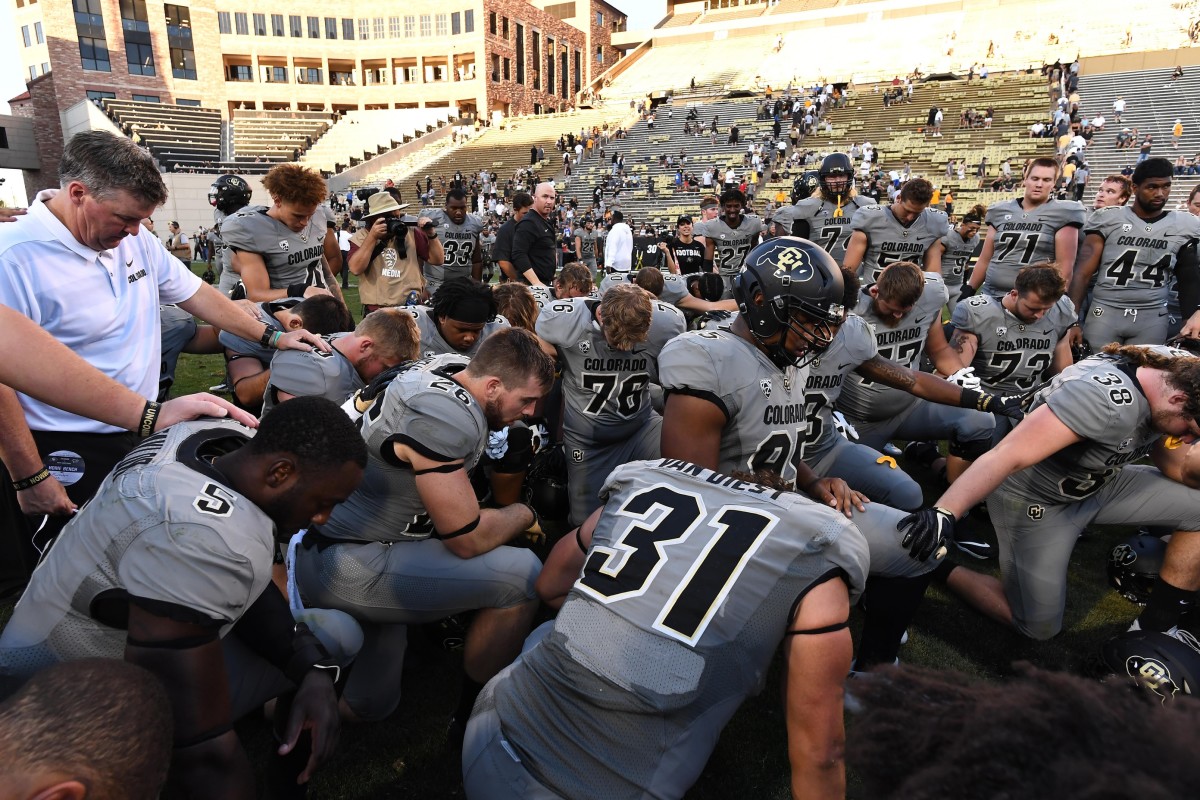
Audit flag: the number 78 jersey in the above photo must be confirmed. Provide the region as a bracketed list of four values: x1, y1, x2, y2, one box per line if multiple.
[1085, 205, 1200, 309]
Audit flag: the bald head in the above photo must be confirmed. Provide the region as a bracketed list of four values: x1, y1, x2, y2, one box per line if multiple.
[533, 182, 556, 217]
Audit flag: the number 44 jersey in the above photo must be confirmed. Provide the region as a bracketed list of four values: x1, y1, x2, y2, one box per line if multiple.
[489, 458, 869, 800]
[1085, 205, 1200, 309]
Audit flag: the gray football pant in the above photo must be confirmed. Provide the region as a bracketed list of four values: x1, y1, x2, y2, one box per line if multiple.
[217, 269, 240, 297]
[1083, 300, 1169, 351]
[850, 397, 995, 454]
[564, 415, 662, 526]
[804, 434, 924, 511]
[989, 465, 1200, 640]
[294, 538, 539, 720]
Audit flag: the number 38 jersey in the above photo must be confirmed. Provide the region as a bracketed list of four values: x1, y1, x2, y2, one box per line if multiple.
[838, 273, 947, 422]
[1003, 349, 1183, 505]
[0, 421, 275, 681]
[950, 292, 1076, 394]
[536, 297, 684, 443]
[850, 204, 950, 284]
[659, 328, 807, 484]
[489, 458, 869, 800]
[319, 355, 483, 544]
[1085, 205, 1200, 309]
[982, 198, 1085, 296]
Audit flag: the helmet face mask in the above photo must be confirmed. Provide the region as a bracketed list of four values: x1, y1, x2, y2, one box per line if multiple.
[819, 153, 854, 201]
[1108, 534, 1166, 605]
[734, 237, 845, 370]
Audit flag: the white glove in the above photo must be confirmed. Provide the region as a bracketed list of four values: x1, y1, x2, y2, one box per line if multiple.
[486, 429, 510, 460]
[946, 366, 982, 392]
[832, 410, 860, 441]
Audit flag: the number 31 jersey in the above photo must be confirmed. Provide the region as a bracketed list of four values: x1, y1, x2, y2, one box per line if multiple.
[1085, 205, 1200, 309]
[659, 328, 806, 483]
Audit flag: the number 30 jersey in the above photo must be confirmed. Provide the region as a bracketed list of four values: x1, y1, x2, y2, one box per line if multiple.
[950, 292, 1076, 394]
[982, 198, 1085, 296]
[1085, 205, 1200, 309]
[489, 458, 869, 800]
[659, 328, 807, 484]
[0, 421, 275, 681]
[1003, 350, 1181, 505]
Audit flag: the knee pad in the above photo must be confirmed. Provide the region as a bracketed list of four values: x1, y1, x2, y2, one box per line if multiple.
[949, 431, 992, 461]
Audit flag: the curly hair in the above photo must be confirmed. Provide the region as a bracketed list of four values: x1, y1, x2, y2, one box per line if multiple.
[250, 395, 367, 470]
[599, 284, 652, 351]
[556, 263, 595, 295]
[1102, 343, 1200, 418]
[431, 278, 498, 322]
[1014, 262, 1065, 302]
[262, 163, 327, 208]
[493, 283, 539, 332]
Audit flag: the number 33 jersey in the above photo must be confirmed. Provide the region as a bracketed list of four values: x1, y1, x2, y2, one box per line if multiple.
[659, 328, 807, 484]
[490, 458, 869, 800]
[0, 421, 275, 681]
[1004, 350, 1182, 505]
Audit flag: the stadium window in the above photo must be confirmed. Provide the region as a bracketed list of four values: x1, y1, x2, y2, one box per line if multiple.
[40, 62, 49, 75]
[131, 94, 159, 102]
[451, 12, 460, 35]
[165, 4, 196, 79]
[176, 98, 200, 106]
[574, 49, 581, 92]
[547, 38, 555, 92]
[78, 37, 111, 72]
[273, 14, 284, 36]
[358, 19, 369, 40]
[420, 15, 431, 37]
[502, 17, 509, 38]
[342, 18, 354, 40]
[532, 31, 540, 89]
[234, 12, 247, 35]
[28, 65, 36, 81]
[503, 57, 510, 81]
[596, 11, 603, 26]
[436, 14, 447, 36]
[218, 12, 231, 34]
[464, 10, 474, 32]
[404, 16, 415, 38]
[86, 90, 116, 102]
[490, 53, 499, 82]
[373, 18, 384, 39]
[308, 17, 320, 38]
[515, 24, 524, 82]
[489, 12, 496, 34]
[170, 46, 196, 79]
[595, 46, 603, 64]
[0, 128, 7, 149]
[125, 42, 155, 75]
[34, 21, 43, 43]
[227, 64, 252, 81]
[290, 15, 302, 38]
[21, 26, 30, 47]
[325, 17, 337, 39]
[265, 66, 288, 83]
[389, 17, 400, 38]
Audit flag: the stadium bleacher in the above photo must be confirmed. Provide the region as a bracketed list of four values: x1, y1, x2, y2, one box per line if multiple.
[301, 108, 458, 176]
[102, 99, 222, 172]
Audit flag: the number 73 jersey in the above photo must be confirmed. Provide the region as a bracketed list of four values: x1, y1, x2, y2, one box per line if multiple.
[1085, 205, 1200, 309]
[950, 292, 1076, 394]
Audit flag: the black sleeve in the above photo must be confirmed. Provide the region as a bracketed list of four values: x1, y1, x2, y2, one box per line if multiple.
[229, 585, 296, 672]
[1176, 240, 1200, 319]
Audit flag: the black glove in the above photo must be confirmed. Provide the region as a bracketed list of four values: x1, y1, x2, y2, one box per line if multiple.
[978, 392, 1025, 421]
[897, 507, 955, 561]
[361, 361, 416, 405]
[958, 284, 976, 301]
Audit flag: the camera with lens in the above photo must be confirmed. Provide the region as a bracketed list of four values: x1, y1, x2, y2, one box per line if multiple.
[385, 216, 408, 241]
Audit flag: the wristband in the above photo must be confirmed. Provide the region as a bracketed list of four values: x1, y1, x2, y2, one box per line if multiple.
[139, 401, 162, 438]
[959, 389, 1000, 413]
[270, 330, 283, 349]
[259, 326, 276, 348]
[11, 466, 51, 492]
[287, 283, 308, 298]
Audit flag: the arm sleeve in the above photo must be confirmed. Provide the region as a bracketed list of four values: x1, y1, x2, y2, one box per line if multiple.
[1176, 240, 1200, 318]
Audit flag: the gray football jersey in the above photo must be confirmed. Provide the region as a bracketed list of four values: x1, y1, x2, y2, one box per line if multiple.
[772, 196, 873, 264]
[800, 315, 878, 461]
[536, 297, 684, 441]
[263, 333, 364, 413]
[220, 205, 329, 290]
[938, 227, 982, 291]
[319, 355, 484, 543]
[705, 215, 766, 276]
[1085, 205, 1200, 309]
[218, 299, 299, 364]
[838, 274, 948, 421]
[850, 204, 950, 284]
[577, 229, 599, 259]
[596, 273, 690, 308]
[0, 421, 274, 682]
[422, 209, 485, 283]
[982, 198, 1085, 295]
[489, 458, 869, 800]
[659, 329, 807, 483]
[951, 293, 1076, 394]
[407, 305, 509, 358]
[212, 207, 238, 275]
[1003, 350, 1184, 505]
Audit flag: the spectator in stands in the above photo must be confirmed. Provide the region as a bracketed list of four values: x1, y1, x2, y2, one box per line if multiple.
[1139, 134, 1154, 164]
[1173, 120, 1184, 149]
[1113, 96, 1126, 123]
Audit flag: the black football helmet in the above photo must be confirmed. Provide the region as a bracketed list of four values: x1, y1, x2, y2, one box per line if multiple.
[208, 174, 252, 214]
[734, 237, 845, 370]
[1108, 534, 1167, 604]
[1101, 628, 1200, 703]
[791, 170, 820, 204]
[818, 153, 854, 201]
[525, 444, 569, 524]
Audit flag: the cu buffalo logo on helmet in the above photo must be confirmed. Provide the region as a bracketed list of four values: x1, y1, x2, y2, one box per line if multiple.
[1126, 655, 1184, 701]
[773, 246, 814, 282]
[1111, 543, 1137, 567]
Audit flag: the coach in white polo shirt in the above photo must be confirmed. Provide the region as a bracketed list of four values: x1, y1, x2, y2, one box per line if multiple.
[604, 210, 633, 274]
[0, 131, 326, 591]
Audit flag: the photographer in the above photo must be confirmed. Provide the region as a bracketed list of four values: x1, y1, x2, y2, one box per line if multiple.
[347, 192, 443, 315]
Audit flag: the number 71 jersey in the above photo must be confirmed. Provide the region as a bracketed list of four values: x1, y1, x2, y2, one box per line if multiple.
[1085, 205, 1200, 309]
[982, 198, 1085, 295]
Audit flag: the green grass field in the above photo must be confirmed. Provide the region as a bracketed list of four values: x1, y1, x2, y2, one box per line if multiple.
[20, 262, 1150, 798]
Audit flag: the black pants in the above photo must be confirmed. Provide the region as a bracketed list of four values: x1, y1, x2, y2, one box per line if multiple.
[0, 430, 137, 594]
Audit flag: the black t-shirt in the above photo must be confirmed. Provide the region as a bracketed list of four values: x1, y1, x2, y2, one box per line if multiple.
[670, 237, 705, 275]
[512, 213, 558, 284]
[631, 236, 663, 270]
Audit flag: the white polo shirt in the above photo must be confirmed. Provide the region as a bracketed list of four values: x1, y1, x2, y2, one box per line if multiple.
[0, 192, 202, 433]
